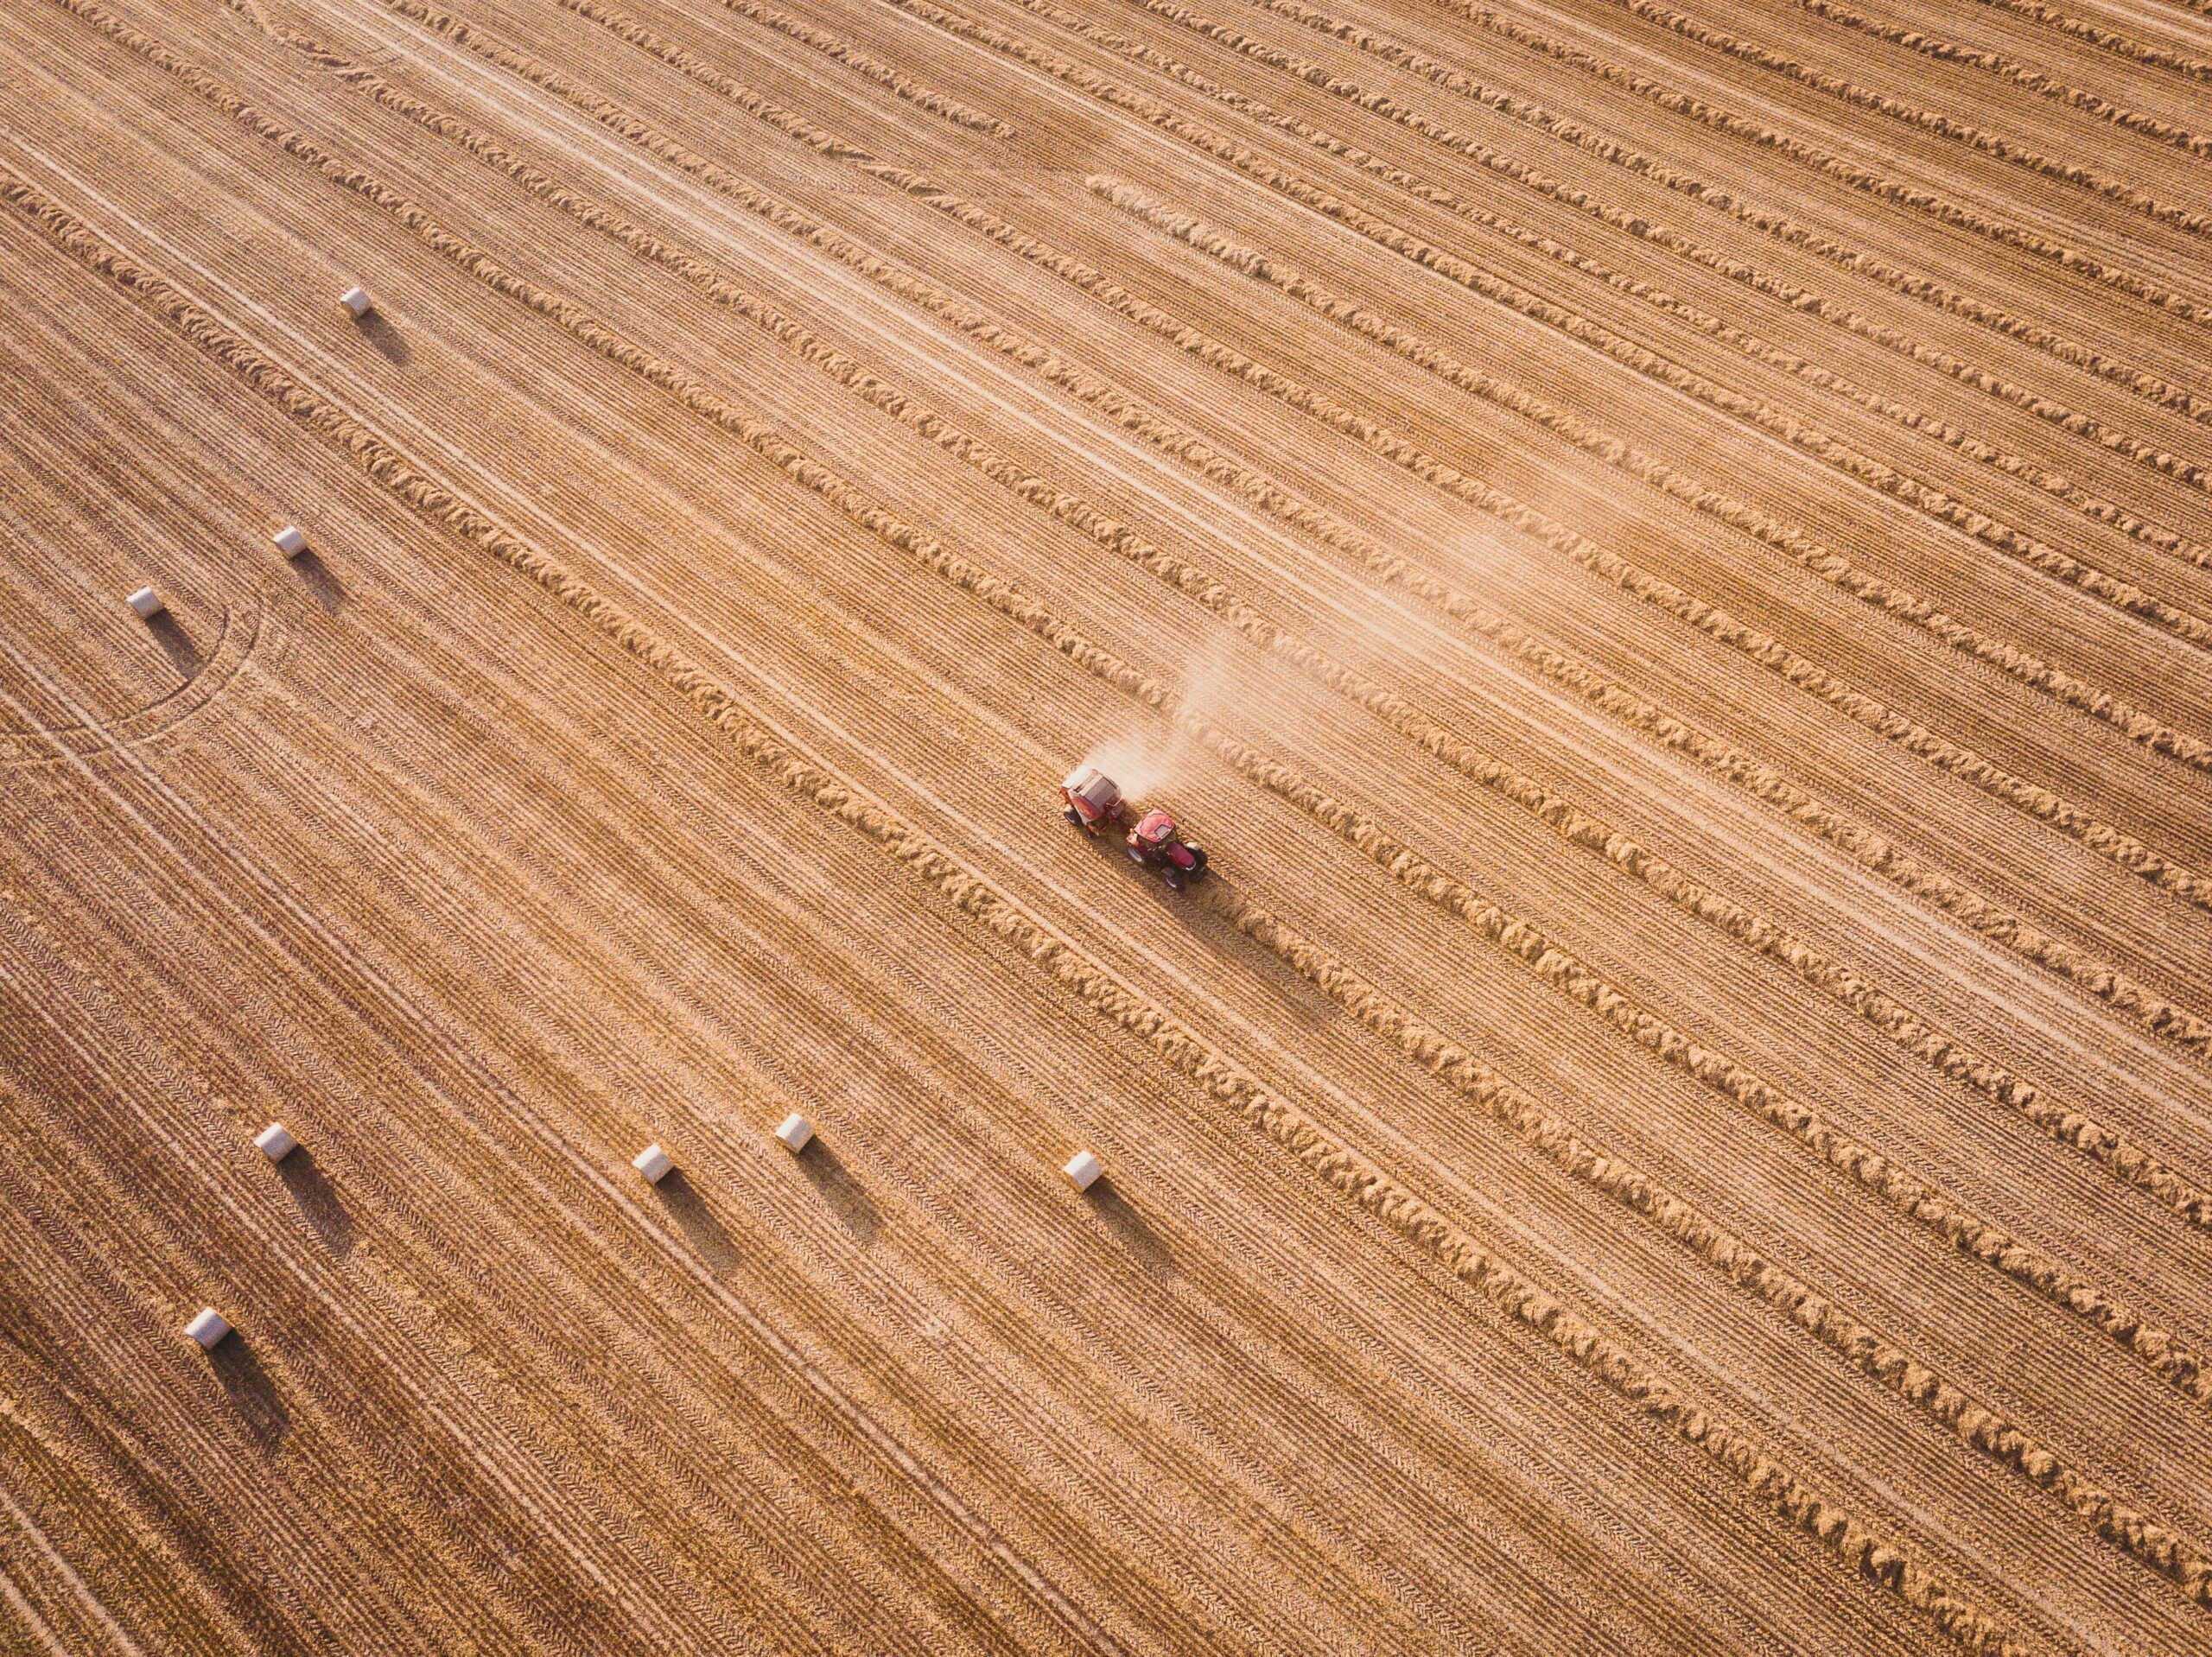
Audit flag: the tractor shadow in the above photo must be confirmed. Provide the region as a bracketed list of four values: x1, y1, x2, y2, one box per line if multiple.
[1090, 1177, 1174, 1280]
[356, 310, 411, 365]
[145, 611, 203, 678]
[799, 1142, 881, 1247]
[289, 549, 344, 614]
[652, 1170, 741, 1273]
[209, 1337, 290, 1453]
[276, 1149, 353, 1260]
[1066, 828, 1336, 1028]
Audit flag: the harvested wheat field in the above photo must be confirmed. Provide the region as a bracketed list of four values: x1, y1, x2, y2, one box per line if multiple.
[4, 0, 2212, 1649]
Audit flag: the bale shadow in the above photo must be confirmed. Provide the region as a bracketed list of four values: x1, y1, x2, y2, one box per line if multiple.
[1088, 1177, 1176, 1283]
[1090, 1178, 1175, 1280]
[289, 549, 344, 614]
[145, 611, 203, 677]
[208, 1337, 289, 1452]
[356, 310, 410, 365]
[276, 1150, 353, 1260]
[652, 1169, 740, 1273]
[799, 1143, 881, 1247]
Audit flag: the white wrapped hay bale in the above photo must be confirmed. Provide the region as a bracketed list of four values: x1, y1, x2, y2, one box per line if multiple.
[185, 1308, 231, 1349]
[1063, 1151, 1103, 1192]
[339, 286, 373, 319]
[271, 525, 309, 558]
[127, 586, 164, 619]
[253, 1122, 296, 1163]
[632, 1143, 673, 1184]
[774, 1113, 814, 1153]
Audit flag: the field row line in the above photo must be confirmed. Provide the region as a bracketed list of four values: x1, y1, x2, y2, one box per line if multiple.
[866, 0, 2212, 770]
[1069, 0, 2212, 570]
[0, 124, 1128, 1657]
[314, 0, 2212, 1216]
[0, 151, 2044, 1657]
[1588, 0, 2210, 236]
[155, 16, 2212, 1594]
[1967, 0, 2212, 85]
[1789, 0, 2210, 158]
[694, 0, 1014, 134]
[356, 0, 2212, 968]
[459, 11, 2212, 1065]
[1196, 0, 2212, 427]
[1412, 0, 2212, 324]
[928, 0, 2212, 688]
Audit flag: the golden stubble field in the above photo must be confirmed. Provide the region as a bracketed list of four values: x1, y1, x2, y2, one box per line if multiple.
[3, 0, 2209, 1650]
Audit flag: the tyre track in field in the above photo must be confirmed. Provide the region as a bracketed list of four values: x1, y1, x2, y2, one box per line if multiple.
[850, 0, 2212, 763]
[0, 120, 1299, 1655]
[1583, 0, 2212, 238]
[1076, 0, 2212, 577]
[1192, 0, 2212, 427]
[0, 550, 1092, 1657]
[123, 26, 2212, 1581]
[1078, 153, 2212, 663]
[0, 136, 2051, 1657]
[236, 5, 2212, 1398]
[270, 6, 2212, 1076]
[0, 874, 690, 1656]
[0, 857, 650, 1657]
[696, 0, 1015, 134]
[0, 793, 632, 1654]
[1789, 0, 2212, 159]
[1199, 873, 2212, 1604]
[1408, 0, 2212, 326]
[493, 0, 2212, 898]
[0, 369, 1121, 1647]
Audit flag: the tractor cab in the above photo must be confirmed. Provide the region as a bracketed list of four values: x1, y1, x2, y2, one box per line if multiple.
[1126, 809, 1210, 891]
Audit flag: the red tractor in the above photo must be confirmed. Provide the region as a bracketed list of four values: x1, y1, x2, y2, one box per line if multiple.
[1059, 765, 1210, 891]
[1125, 808, 1209, 890]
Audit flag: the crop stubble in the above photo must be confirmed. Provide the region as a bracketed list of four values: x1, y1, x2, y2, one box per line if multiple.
[3, 0, 2209, 1649]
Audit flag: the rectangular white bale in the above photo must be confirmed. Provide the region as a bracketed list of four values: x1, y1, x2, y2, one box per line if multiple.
[632, 1143, 673, 1184]
[271, 525, 309, 558]
[253, 1121, 297, 1163]
[127, 586, 164, 619]
[339, 286, 373, 318]
[185, 1308, 230, 1349]
[774, 1113, 814, 1153]
[1063, 1151, 1103, 1192]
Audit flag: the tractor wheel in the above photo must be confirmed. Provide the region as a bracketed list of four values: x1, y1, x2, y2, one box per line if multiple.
[1164, 867, 1187, 892]
[1064, 807, 1086, 829]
